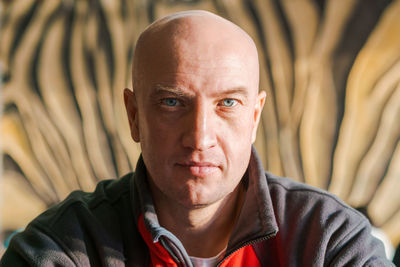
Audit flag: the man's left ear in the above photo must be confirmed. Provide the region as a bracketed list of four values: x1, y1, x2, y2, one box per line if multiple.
[251, 90, 266, 143]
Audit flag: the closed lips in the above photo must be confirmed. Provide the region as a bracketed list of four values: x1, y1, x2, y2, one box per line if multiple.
[176, 162, 220, 176]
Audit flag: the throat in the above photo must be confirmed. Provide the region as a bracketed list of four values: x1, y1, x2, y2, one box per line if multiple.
[156, 183, 245, 258]
[189, 246, 227, 266]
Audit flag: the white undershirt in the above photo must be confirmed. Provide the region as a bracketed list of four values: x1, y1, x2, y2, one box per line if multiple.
[189, 248, 226, 267]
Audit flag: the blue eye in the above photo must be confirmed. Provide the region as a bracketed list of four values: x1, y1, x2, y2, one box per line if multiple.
[162, 98, 179, 106]
[222, 99, 237, 107]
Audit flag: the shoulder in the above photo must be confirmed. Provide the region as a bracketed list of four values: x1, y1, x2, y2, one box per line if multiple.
[33, 172, 133, 229]
[265, 171, 362, 221]
[264, 172, 391, 265]
[264, 171, 367, 236]
[2, 173, 137, 266]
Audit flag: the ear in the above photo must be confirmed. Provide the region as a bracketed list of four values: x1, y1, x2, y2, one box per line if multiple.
[251, 90, 266, 143]
[124, 88, 140, 142]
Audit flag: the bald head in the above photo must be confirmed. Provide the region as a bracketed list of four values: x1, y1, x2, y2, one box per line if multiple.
[132, 10, 259, 96]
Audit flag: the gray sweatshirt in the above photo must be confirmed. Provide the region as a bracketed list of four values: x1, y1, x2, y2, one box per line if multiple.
[1, 148, 394, 266]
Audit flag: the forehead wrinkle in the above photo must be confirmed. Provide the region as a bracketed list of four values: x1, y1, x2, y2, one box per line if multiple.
[151, 84, 251, 100]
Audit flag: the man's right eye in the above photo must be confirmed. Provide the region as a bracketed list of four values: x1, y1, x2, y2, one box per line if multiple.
[162, 98, 180, 107]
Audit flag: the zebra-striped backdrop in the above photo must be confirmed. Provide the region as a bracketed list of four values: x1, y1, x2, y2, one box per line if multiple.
[1, 0, 399, 248]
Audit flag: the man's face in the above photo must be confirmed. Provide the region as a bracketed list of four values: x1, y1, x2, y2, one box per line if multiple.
[125, 17, 265, 209]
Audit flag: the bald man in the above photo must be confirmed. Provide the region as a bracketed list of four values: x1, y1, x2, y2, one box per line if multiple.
[1, 10, 393, 266]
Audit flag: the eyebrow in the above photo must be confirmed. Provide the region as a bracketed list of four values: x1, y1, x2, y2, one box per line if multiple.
[215, 87, 249, 98]
[151, 84, 187, 97]
[152, 84, 249, 98]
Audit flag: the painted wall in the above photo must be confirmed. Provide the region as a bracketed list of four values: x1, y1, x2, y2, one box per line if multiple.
[1, 0, 399, 251]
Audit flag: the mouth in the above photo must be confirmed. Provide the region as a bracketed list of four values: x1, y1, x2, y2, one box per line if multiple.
[176, 161, 220, 177]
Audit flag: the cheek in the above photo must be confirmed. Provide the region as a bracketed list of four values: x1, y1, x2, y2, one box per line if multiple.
[219, 112, 254, 168]
[223, 111, 255, 142]
[139, 113, 180, 158]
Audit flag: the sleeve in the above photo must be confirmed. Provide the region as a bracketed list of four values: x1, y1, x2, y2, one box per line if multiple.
[326, 216, 395, 267]
[1, 225, 77, 267]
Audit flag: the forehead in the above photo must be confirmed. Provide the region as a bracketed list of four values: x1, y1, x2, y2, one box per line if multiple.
[141, 57, 256, 100]
[133, 14, 259, 97]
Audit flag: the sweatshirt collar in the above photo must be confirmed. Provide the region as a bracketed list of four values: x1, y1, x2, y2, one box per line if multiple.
[131, 146, 278, 252]
[227, 146, 278, 251]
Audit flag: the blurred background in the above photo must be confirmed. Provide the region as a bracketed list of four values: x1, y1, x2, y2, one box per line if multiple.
[1, 0, 399, 261]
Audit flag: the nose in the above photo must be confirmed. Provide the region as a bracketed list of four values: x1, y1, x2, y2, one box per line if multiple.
[181, 102, 217, 151]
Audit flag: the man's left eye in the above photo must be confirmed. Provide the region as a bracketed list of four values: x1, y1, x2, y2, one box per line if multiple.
[221, 99, 237, 107]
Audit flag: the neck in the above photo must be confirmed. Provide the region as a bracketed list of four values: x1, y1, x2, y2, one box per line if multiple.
[150, 182, 244, 258]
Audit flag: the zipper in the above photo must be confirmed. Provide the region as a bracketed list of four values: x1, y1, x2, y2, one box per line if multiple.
[216, 231, 277, 267]
[158, 229, 276, 267]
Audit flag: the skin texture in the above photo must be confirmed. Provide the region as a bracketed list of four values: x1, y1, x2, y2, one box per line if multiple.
[124, 10, 266, 257]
